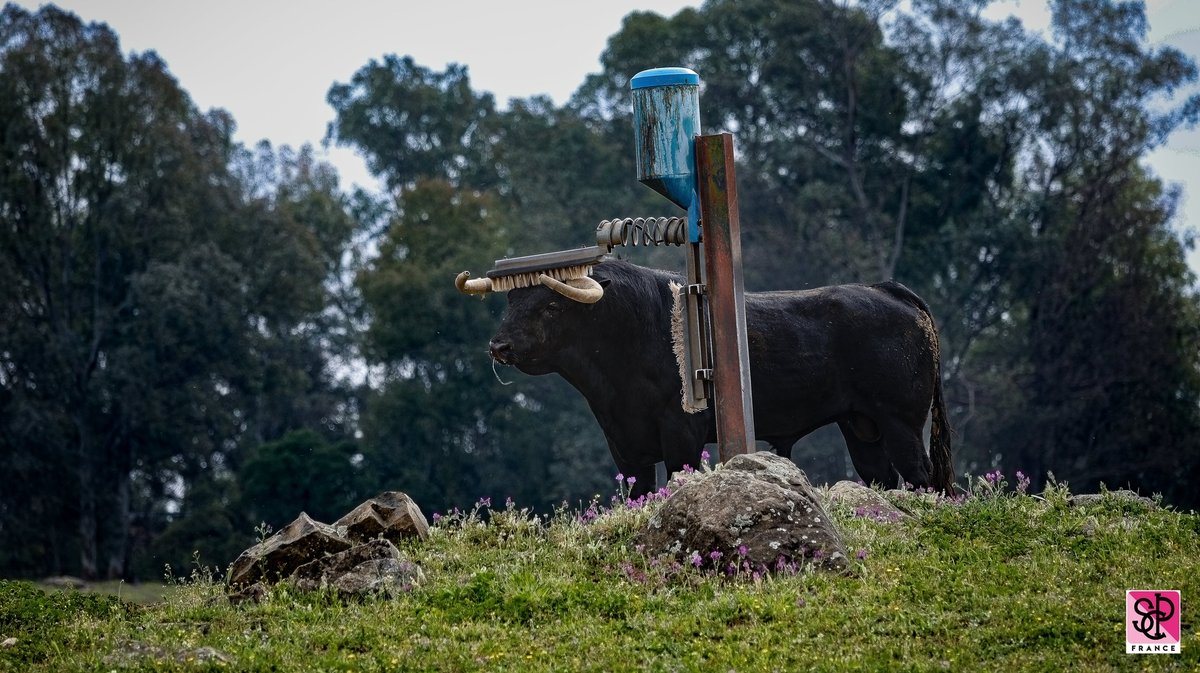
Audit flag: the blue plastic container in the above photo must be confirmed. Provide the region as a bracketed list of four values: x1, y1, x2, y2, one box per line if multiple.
[631, 67, 701, 239]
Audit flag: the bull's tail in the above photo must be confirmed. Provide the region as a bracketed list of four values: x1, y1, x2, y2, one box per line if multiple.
[927, 356, 955, 494]
[873, 281, 955, 494]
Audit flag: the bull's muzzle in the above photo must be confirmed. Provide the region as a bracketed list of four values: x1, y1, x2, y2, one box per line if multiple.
[489, 339, 514, 364]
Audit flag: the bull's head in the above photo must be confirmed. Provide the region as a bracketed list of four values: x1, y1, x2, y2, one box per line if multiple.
[454, 270, 610, 376]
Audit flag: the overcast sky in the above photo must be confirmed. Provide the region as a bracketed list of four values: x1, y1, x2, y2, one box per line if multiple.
[12, 0, 1200, 273]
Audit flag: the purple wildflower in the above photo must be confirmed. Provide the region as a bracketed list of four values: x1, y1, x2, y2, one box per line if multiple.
[690, 551, 703, 568]
[626, 475, 637, 486]
[580, 504, 600, 523]
[737, 544, 749, 557]
[477, 496, 491, 508]
[856, 549, 869, 560]
[1016, 470, 1031, 494]
[431, 512, 442, 523]
[701, 449, 711, 464]
[708, 550, 723, 562]
[615, 472, 625, 482]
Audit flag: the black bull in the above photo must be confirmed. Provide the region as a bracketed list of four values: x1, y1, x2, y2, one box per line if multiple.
[482, 259, 953, 499]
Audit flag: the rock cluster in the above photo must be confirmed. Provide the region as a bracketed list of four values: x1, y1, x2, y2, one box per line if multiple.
[226, 491, 427, 601]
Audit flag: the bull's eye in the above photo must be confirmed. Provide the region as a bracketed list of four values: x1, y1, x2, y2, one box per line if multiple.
[544, 301, 561, 315]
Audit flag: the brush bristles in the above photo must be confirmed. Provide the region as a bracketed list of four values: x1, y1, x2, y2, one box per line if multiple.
[489, 264, 595, 292]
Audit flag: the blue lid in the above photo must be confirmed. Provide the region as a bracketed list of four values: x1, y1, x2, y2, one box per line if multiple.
[630, 67, 700, 90]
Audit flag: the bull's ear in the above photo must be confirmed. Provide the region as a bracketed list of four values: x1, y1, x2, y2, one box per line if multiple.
[598, 278, 611, 288]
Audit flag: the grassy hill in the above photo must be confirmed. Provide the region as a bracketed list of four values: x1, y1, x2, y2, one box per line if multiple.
[2, 476, 1197, 672]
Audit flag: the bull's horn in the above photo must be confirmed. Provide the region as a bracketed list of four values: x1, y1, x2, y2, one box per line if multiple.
[455, 271, 493, 295]
[540, 274, 604, 304]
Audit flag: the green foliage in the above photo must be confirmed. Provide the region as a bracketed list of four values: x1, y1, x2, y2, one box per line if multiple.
[0, 5, 360, 580]
[991, 0, 1200, 499]
[7, 489, 1199, 672]
[239, 429, 367, 530]
[325, 55, 499, 191]
[0, 580, 128, 666]
[127, 475, 249, 581]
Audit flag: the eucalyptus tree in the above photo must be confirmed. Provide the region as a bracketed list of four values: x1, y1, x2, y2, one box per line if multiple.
[990, 0, 1200, 500]
[0, 5, 357, 577]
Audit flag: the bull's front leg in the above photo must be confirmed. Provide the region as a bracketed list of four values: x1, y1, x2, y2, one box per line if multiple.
[660, 426, 706, 490]
[621, 462, 657, 500]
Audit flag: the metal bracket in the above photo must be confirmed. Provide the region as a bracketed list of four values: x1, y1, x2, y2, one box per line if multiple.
[680, 242, 712, 409]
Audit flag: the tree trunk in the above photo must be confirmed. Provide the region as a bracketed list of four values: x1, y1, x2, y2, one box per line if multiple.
[77, 432, 98, 580]
[105, 470, 130, 580]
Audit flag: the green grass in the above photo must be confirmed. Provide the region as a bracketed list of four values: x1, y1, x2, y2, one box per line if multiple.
[36, 580, 171, 605]
[2, 482, 1197, 672]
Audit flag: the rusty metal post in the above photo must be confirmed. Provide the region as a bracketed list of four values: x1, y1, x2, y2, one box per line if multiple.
[695, 133, 755, 460]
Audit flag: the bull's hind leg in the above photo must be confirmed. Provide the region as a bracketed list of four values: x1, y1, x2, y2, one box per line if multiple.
[875, 417, 935, 490]
[837, 419, 899, 488]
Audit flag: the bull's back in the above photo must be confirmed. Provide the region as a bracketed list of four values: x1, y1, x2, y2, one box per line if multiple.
[743, 284, 935, 428]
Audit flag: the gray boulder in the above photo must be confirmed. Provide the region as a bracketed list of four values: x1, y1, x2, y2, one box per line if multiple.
[640, 452, 848, 573]
[1069, 490, 1157, 509]
[227, 513, 352, 588]
[825, 481, 909, 522]
[103, 640, 235, 666]
[292, 538, 424, 597]
[330, 557, 424, 597]
[334, 491, 429, 544]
